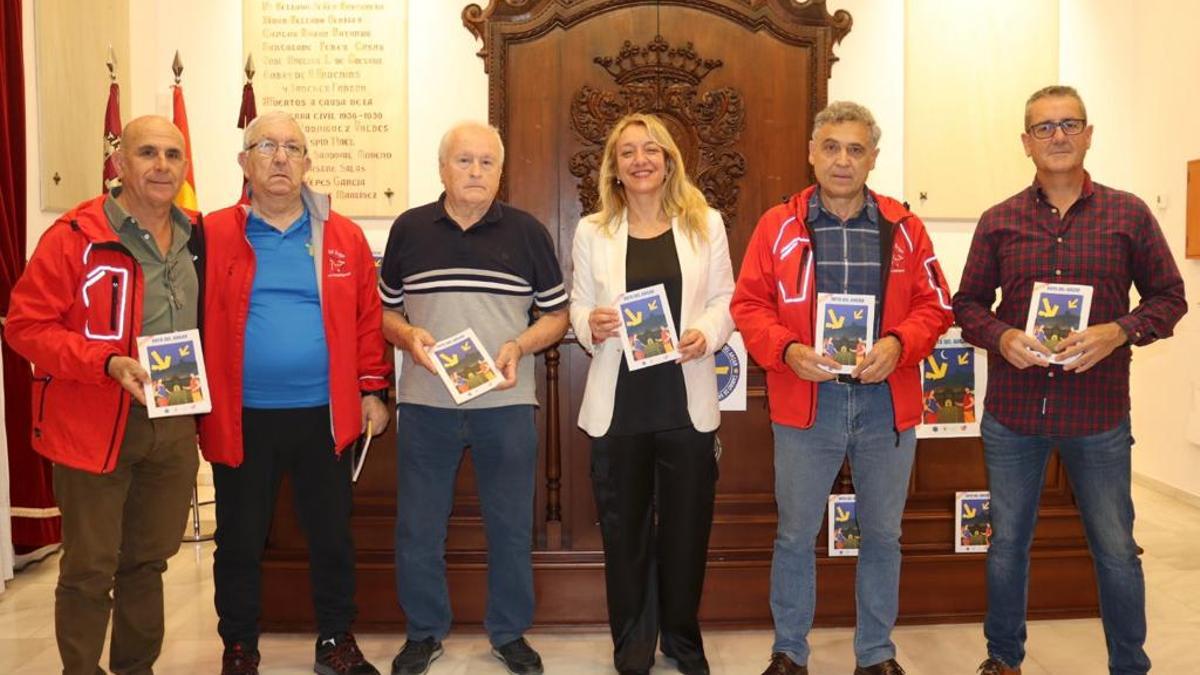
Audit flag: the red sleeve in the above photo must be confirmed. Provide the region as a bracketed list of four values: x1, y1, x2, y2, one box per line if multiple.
[353, 234, 391, 392]
[730, 210, 799, 373]
[5, 225, 119, 384]
[887, 217, 955, 366]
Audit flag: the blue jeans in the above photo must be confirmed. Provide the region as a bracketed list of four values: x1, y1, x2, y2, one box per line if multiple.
[394, 403, 537, 647]
[982, 413, 1148, 675]
[770, 381, 916, 667]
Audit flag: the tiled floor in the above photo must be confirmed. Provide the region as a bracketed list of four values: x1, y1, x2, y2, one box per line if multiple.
[3, 483, 1198, 674]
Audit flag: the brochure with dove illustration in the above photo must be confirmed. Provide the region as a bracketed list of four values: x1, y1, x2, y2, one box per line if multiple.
[827, 493, 860, 557]
[137, 329, 212, 418]
[814, 293, 875, 374]
[1024, 282, 1093, 365]
[955, 491, 992, 553]
[917, 327, 988, 439]
[428, 328, 502, 405]
[616, 283, 681, 372]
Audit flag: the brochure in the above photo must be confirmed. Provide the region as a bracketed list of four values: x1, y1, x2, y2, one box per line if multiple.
[955, 490, 992, 553]
[814, 293, 875, 375]
[917, 327, 987, 439]
[1024, 282, 1093, 365]
[138, 328, 212, 418]
[429, 328, 502, 405]
[616, 283, 681, 371]
[827, 493, 860, 557]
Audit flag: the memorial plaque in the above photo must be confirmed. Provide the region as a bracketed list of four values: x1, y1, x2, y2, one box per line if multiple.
[244, 0, 408, 216]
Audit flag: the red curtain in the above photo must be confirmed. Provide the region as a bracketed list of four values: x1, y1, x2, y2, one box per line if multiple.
[1, 0, 61, 554]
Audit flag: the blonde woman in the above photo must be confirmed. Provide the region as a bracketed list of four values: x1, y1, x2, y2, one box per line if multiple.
[570, 113, 735, 675]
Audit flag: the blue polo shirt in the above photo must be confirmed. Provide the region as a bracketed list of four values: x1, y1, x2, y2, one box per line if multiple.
[242, 209, 330, 408]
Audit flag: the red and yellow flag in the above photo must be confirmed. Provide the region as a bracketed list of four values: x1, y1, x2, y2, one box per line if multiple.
[172, 84, 197, 209]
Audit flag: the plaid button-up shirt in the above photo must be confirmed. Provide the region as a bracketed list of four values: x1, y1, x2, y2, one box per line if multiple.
[953, 173, 1186, 436]
[809, 188, 882, 331]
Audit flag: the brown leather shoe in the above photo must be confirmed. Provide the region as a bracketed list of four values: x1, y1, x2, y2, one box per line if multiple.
[762, 652, 808, 675]
[853, 658, 906, 675]
[977, 657, 1022, 675]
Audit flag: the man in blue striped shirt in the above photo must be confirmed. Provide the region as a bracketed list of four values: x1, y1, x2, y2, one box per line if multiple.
[380, 121, 568, 675]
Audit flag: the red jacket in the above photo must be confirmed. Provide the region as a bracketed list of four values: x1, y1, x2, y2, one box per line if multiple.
[5, 195, 203, 473]
[198, 189, 390, 467]
[731, 186, 953, 431]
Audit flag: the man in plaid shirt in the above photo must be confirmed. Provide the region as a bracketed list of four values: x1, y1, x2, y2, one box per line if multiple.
[733, 102, 953, 675]
[954, 86, 1186, 675]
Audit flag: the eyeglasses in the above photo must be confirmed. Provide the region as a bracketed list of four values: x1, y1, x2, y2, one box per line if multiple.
[246, 139, 306, 159]
[1027, 118, 1087, 140]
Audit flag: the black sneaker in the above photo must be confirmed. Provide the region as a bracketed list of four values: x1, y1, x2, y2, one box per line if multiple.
[390, 637, 443, 675]
[221, 643, 261, 675]
[491, 637, 544, 674]
[315, 633, 380, 675]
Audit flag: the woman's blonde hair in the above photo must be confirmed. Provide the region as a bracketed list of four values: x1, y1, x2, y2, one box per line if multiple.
[593, 113, 709, 244]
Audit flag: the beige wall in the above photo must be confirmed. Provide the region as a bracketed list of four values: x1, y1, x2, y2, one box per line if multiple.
[19, 1, 1200, 495]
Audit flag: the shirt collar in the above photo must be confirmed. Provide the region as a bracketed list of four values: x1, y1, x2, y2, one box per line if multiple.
[103, 187, 193, 236]
[435, 192, 503, 230]
[1030, 170, 1095, 204]
[806, 186, 878, 225]
[246, 206, 311, 236]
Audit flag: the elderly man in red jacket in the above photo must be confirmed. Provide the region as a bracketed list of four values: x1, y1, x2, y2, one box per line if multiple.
[7, 115, 202, 675]
[200, 110, 391, 675]
[732, 101, 953, 675]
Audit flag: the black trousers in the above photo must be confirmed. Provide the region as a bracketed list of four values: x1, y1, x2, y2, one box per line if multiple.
[212, 406, 356, 649]
[590, 426, 718, 672]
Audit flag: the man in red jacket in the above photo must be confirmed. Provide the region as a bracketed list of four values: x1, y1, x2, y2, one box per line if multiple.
[6, 115, 202, 674]
[731, 102, 953, 675]
[200, 111, 391, 675]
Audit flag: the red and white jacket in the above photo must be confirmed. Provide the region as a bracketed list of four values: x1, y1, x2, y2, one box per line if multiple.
[5, 195, 204, 473]
[731, 186, 954, 431]
[198, 187, 390, 467]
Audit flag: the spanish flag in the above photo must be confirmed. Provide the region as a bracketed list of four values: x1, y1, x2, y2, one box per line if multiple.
[172, 84, 197, 210]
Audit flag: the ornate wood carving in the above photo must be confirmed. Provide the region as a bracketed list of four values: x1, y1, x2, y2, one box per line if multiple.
[568, 35, 746, 223]
[461, 0, 852, 149]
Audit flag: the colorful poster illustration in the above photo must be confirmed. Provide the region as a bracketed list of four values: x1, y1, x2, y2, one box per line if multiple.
[429, 328, 502, 405]
[1024, 282, 1093, 365]
[814, 293, 875, 375]
[138, 329, 211, 418]
[716, 331, 747, 412]
[917, 327, 988, 438]
[616, 283, 681, 372]
[827, 493, 860, 557]
[956, 490, 992, 553]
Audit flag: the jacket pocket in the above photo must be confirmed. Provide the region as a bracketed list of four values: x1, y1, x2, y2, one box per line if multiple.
[32, 375, 52, 435]
[82, 266, 131, 341]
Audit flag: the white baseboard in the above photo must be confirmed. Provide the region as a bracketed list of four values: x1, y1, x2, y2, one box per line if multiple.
[1133, 472, 1200, 509]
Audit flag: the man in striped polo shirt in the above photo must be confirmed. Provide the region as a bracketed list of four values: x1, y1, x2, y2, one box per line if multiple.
[380, 121, 569, 675]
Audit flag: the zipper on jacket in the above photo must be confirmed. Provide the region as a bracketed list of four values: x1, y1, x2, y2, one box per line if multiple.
[110, 276, 120, 329]
[98, 246, 140, 473]
[33, 375, 52, 424]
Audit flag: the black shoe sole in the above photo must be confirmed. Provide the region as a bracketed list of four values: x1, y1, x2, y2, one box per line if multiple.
[490, 648, 544, 675]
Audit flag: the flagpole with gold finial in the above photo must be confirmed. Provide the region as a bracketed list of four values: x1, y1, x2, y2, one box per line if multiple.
[171, 50, 198, 209]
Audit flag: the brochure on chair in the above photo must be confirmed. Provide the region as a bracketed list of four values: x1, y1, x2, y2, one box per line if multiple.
[827, 493, 860, 557]
[616, 283, 681, 372]
[1024, 282, 1093, 365]
[138, 328, 212, 418]
[814, 293, 875, 375]
[429, 327, 502, 405]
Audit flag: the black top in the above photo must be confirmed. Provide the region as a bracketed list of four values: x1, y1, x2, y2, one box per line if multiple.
[608, 229, 691, 436]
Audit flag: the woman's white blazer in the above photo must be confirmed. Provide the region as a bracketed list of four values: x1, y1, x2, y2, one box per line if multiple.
[569, 207, 735, 437]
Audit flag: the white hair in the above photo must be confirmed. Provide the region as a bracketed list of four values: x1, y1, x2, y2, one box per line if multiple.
[242, 110, 308, 151]
[437, 120, 505, 165]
